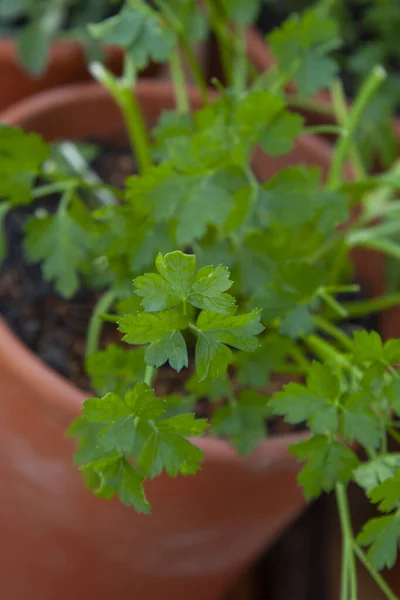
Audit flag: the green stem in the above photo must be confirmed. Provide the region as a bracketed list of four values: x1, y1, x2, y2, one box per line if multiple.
[90, 61, 152, 174]
[349, 220, 400, 244]
[179, 37, 209, 105]
[388, 426, 400, 445]
[304, 335, 360, 376]
[206, 0, 232, 85]
[330, 78, 366, 180]
[328, 66, 386, 189]
[285, 94, 334, 116]
[353, 542, 399, 600]
[341, 292, 400, 319]
[233, 24, 247, 96]
[336, 484, 358, 600]
[356, 238, 400, 261]
[144, 365, 155, 387]
[85, 290, 117, 357]
[303, 124, 346, 135]
[169, 48, 189, 114]
[32, 181, 76, 199]
[319, 289, 348, 318]
[118, 86, 152, 173]
[290, 345, 312, 372]
[56, 142, 118, 206]
[314, 315, 353, 351]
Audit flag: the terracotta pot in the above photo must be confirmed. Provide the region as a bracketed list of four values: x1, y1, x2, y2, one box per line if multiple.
[0, 38, 126, 112]
[0, 80, 385, 599]
[0, 79, 315, 600]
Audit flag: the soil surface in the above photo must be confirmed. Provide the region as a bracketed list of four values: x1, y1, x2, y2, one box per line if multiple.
[0, 145, 134, 391]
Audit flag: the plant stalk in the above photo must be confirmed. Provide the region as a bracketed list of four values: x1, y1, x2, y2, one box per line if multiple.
[353, 543, 399, 600]
[336, 484, 358, 600]
[328, 66, 387, 189]
[85, 290, 117, 357]
[144, 365, 155, 386]
[90, 61, 152, 174]
[169, 48, 190, 114]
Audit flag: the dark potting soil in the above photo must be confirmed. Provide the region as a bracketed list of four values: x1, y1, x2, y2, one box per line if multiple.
[0, 145, 136, 392]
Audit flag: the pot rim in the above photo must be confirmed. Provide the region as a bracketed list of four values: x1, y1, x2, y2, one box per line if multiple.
[0, 79, 322, 457]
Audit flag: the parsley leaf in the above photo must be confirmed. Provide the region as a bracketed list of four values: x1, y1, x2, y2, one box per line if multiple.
[270, 362, 339, 435]
[357, 513, 400, 571]
[73, 383, 208, 498]
[89, 2, 176, 69]
[341, 389, 383, 449]
[134, 250, 235, 314]
[118, 308, 189, 371]
[253, 260, 323, 322]
[290, 435, 359, 499]
[258, 166, 349, 232]
[138, 414, 208, 478]
[212, 390, 269, 454]
[82, 454, 150, 513]
[23, 204, 91, 298]
[354, 455, 400, 495]
[86, 345, 145, 396]
[369, 468, 400, 513]
[0, 125, 49, 206]
[269, 7, 341, 98]
[352, 331, 400, 365]
[195, 309, 264, 380]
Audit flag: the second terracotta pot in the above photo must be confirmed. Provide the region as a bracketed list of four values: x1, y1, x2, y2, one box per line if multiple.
[0, 38, 125, 112]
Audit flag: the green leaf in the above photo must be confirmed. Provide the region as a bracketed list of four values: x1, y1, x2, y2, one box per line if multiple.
[0, 202, 10, 260]
[352, 330, 384, 363]
[269, 7, 341, 98]
[341, 390, 382, 449]
[383, 339, 400, 365]
[357, 513, 400, 571]
[220, 0, 265, 24]
[254, 260, 323, 321]
[259, 166, 349, 232]
[134, 251, 235, 314]
[190, 265, 235, 313]
[138, 414, 208, 478]
[236, 334, 293, 388]
[118, 309, 189, 371]
[195, 309, 264, 380]
[83, 455, 150, 513]
[369, 469, 400, 513]
[212, 390, 268, 455]
[23, 205, 90, 298]
[175, 177, 233, 246]
[83, 384, 165, 424]
[86, 345, 145, 396]
[148, 173, 233, 246]
[17, 21, 51, 76]
[290, 435, 359, 499]
[162, 0, 208, 43]
[270, 363, 339, 435]
[0, 125, 49, 206]
[259, 112, 303, 157]
[354, 455, 400, 495]
[134, 251, 195, 311]
[387, 378, 400, 416]
[89, 2, 176, 69]
[279, 304, 315, 339]
[185, 373, 233, 403]
[73, 381, 207, 496]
